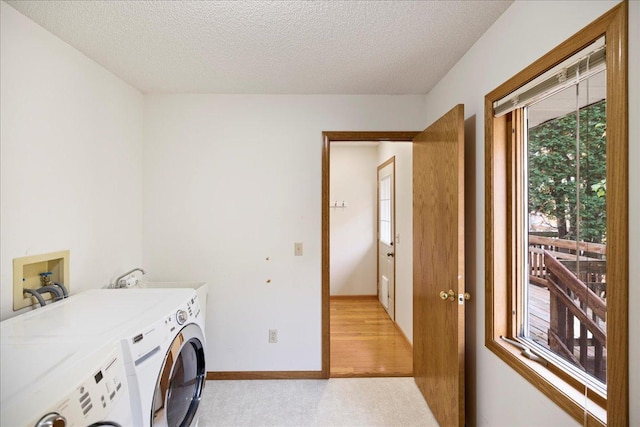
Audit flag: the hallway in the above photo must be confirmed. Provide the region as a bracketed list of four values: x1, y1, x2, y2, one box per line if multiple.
[330, 296, 413, 377]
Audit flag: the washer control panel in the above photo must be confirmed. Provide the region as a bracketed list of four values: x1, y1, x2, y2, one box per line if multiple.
[173, 294, 200, 326]
[186, 295, 200, 321]
[40, 347, 128, 427]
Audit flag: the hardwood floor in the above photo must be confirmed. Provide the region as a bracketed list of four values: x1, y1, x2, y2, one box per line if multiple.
[330, 296, 413, 378]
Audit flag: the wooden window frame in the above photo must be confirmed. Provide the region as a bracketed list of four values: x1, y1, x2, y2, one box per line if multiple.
[484, 2, 628, 425]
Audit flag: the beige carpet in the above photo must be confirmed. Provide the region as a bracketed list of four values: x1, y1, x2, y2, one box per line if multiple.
[197, 377, 439, 427]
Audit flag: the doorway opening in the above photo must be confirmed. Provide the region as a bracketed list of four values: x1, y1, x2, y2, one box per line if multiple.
[323, 107, 467, 424]
[322, 132, 418, 378]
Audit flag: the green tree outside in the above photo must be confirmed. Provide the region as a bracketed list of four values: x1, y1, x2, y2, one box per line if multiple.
[528, 100, 606, 244]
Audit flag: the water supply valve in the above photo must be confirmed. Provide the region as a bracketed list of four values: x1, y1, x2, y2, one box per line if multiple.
[39, 271, 53, 286]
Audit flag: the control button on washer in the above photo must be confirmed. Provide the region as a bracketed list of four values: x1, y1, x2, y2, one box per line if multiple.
[176, 309, 188, 325]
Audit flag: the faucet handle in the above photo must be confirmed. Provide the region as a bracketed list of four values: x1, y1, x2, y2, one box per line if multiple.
[114, 267, 146, 288]
[125, 276, 139, 288]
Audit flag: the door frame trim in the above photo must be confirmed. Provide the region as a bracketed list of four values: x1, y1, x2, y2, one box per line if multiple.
[321, 131, 420, 378]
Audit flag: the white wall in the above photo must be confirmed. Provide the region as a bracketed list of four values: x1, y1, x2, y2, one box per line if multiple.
[378, 141, 413, 343]
[329, 144, 378, 296]
[0, 3, 144, 320]
[422, 1, 639, 425]
[142, 94, 427, 371]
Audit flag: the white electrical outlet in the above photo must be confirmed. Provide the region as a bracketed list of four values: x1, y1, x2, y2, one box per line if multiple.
[269, 329, 278, 343]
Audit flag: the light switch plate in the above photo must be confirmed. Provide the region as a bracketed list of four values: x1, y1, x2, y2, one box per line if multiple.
[294, 242, 303, 256]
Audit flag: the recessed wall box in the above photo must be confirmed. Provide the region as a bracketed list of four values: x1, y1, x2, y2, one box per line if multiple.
[13, 250, 70, 310]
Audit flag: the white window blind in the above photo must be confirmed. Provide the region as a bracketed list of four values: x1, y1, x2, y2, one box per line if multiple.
[494, 37, 605, 117]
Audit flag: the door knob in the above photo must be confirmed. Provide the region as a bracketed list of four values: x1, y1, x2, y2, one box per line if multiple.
[386, 252, 394, 257]
[439, 289, 455, 301]
[440, 290, 471, 303]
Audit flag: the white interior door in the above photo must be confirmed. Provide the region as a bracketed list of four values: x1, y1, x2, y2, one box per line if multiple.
[378, 157, 395, 320]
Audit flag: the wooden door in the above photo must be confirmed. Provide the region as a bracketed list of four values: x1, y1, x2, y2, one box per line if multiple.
[377, 157, 395, 319]
[413, 104, 466, 426]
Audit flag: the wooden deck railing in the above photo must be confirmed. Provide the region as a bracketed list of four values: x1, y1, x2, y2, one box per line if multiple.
[529, 235, 607, 297]
[544, 251, 607, 381]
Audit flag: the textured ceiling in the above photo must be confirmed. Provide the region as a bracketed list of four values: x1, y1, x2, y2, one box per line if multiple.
[6, 1, 512, 94]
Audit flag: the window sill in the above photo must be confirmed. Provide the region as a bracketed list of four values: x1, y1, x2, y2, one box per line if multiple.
[486, 338, 606, 426]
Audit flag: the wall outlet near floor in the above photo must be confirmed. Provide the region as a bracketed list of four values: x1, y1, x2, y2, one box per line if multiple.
[268, 329, 278, 343]
[294, 242, 303, 256]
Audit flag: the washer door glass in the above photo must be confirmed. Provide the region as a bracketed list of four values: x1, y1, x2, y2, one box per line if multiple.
[152, 323, 206, 427]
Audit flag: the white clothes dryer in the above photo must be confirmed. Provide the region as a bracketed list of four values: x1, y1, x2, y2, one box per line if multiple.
[119, 289, 206, 427]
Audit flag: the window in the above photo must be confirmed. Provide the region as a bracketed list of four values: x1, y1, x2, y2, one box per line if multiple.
[379, 175, 392, 245]
[524, 67, 608, 388]
[485, 3, 627, 425]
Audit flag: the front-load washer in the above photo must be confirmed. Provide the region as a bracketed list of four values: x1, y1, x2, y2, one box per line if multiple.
[0, 337, 132, 427]
[119, 289, 206, 427]
[1, 288, 206, 427]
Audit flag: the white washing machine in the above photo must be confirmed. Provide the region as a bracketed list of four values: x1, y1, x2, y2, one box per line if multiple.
[1, 325, 132, 427]
[119, 289, 206, 427]
[0, 288, 206, 427]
